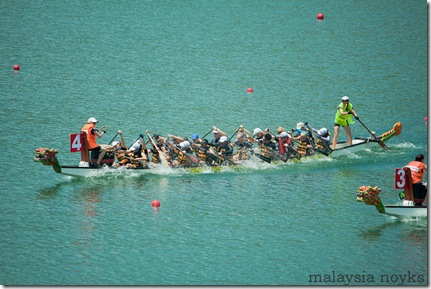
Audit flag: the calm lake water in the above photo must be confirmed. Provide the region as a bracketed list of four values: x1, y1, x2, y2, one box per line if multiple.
[0, 0, 428, 286]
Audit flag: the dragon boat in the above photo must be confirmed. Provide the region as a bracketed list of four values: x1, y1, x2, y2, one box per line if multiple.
[34, 122, 402, 178]
[330, 122, 402, 157]
[356, 167, 427, 218]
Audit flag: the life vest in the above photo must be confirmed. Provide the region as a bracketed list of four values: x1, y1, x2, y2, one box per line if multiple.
[177, 152, 189, 166]
[169, 145, 191, 167]
[237, 147, 250, 160]
[150, 148, 161, 164]
[232, 141, 252, 160]
[404, 161, 426, 184]
[334, 102, 355, 126]
[316, 131, 330, 150]
[215, 144, 233, 158]
[193, 146, 209, 164]
[296, 139, 310, 156]
[259, 144, 273, 159]
[81, 123, 98, 150]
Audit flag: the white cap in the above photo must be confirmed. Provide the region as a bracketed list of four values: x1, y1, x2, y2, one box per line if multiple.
[112, 141, 120, 146]
[318, 128, 328, 136]
[219, 136, 228, 142]
[253, 128, 262, 135]
[341, 96, 349, 101]
[213, 130, 220, 134]
[87, 117, 98, 123]
[280, 131, 289, 138]
[296, 122, 305, 130]
[131, 140, 141, 150]
[180, 141, 190, 149]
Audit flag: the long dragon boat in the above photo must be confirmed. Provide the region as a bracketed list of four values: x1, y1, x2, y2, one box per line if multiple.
[34, 122, 402, 178]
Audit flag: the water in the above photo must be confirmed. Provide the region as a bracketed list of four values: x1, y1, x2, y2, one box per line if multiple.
[0, 0, 428, 285]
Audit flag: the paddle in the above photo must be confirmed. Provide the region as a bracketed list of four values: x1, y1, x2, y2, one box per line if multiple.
[356, 118, 388, 149]
[140, 134, 150, 160]
[146, 130, 170, 167]
[108, 132, 119, 145]
[228, 125, 242, 142]
[208, 151, 236, 166]
[128, 135, 143, 150]
[201, 128, 214, 139]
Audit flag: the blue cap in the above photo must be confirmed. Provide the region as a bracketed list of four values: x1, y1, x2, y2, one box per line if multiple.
[192, 133, 199, 140]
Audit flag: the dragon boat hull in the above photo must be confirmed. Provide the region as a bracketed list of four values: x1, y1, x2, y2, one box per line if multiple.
[34, 137, 392, 178]
[383, 205, 427, 218]
[331, 138, 383, 157]
[59, 165, 150, 177]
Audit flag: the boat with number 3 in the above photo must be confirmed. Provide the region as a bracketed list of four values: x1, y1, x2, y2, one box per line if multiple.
[356, 167, 427, 218]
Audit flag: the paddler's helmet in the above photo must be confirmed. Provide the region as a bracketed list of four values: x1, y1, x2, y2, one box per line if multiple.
[180, 141, 190, 149]
[318, 128, 328, 136]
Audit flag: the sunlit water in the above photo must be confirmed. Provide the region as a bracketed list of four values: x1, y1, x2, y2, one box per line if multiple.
[0, 0, 427, 285]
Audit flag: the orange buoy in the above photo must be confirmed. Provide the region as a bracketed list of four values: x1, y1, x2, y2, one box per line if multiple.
[246, 88, 254, 93]
[151, 200, 160, 207]
[13, 64, 20, 71]
[316, 13, 324, 20]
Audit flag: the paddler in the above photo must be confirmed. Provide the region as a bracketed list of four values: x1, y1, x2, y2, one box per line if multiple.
[331, 96, 359, 149]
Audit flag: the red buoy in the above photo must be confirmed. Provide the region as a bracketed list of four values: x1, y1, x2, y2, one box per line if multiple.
[246, 88, 254, 93]
[151, 200, 160, 207]
[316, 13, 324, 20]
[13, 64, 20, 71]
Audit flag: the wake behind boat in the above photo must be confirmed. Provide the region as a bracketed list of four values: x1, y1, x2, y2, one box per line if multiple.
[34, 122, 402, 178]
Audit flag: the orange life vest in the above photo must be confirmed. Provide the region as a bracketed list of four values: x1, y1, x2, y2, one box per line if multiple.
[81, 123, 98, 150]
[405, 161, 426, 184]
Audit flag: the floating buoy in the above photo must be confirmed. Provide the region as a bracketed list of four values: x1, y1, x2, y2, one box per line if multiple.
[246, 87, 254, 93]
[424, 117, 428, 123]
[151, 200, 160, 207]
[316, 13, 324, 20]
[13, 64, 20, 71]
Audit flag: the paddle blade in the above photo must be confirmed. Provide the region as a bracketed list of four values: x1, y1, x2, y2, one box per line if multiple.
[378, 139, 388, 149]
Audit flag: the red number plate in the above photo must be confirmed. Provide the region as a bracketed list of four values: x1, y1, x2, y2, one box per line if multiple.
[394, 168, 406, 189]
[70, 133, 83, 152]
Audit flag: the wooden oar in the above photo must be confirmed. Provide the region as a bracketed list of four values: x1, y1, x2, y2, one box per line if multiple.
[128, 134, 143, 150]
[209, 151, 236, 166]
[140, 134, 150, 160]
[146, 130, 170, 167]
[228, 125, 242, 142]
[201, 128, 214, 139]
[108, 132, 119, 145]
[356, 119, 388, 149]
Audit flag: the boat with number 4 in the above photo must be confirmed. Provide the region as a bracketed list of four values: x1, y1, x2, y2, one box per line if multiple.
[355, 167, 427, 218]
[34, 122, 402, 178]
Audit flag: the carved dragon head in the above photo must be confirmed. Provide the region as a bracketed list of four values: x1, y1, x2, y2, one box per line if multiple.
[34, 147, 59, 166]
[356, 185, 385, 213]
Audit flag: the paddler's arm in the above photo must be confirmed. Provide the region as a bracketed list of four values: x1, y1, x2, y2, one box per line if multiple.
[212, 126, 227, 137]
[344, 105, 359, 119]
[167, 134, 184, 142]
[140, 133, 150, 161]
[118, 130, 127, 149]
